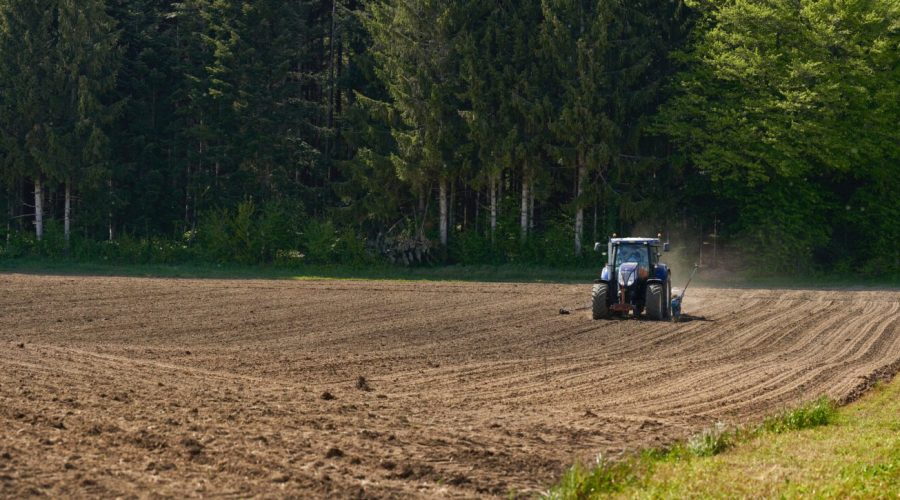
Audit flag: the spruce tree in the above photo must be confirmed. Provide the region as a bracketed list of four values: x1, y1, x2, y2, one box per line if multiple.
[364, 0, 469, 247]
[0, 0, 120, 243]
[0, 1, 55, 240]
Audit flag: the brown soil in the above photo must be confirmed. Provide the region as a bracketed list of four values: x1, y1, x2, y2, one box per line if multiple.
[1, 274, 898, 498]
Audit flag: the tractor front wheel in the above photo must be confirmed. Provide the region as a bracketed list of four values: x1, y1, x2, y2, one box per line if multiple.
[646, 283, 664, 321]
[592, 283, 610, 320]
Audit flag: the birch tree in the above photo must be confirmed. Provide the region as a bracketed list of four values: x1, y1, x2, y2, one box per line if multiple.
[0, 0, 120, 245]
[0, 1, 54, 240]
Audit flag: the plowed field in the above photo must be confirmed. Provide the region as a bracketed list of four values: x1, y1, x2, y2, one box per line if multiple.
[1, 274, 898, 498]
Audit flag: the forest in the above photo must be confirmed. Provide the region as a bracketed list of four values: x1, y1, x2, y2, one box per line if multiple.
[0, 0, 897, 274]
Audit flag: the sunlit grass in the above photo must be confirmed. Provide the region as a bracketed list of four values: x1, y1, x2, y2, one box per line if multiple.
[545, 383, 897, 499]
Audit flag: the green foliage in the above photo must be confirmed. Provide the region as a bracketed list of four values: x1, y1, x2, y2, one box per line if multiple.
[733, 181, 832, 273]
[334, 228, 373, 266]
[0, 0, 120, 195]
[198, 200, 303, 264]
[448, 230, 500, 265]
[762, 397, 836, 434]
[0, 0, 895, 274]
[301, 219, 337, 264]
[544, 455, 639, 499]
[661, 0, 900, 272]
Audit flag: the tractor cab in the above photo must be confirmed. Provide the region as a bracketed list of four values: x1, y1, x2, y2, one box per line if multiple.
[591, 237, 672, 320]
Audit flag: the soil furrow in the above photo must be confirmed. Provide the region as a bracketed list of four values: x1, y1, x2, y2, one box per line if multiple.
[1, 274, 898, 498]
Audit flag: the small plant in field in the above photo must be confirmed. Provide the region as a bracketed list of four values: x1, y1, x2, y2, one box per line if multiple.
[762, 396, 835, 433]
[543, 453, 640, 499]
[687, 421, 731, 457]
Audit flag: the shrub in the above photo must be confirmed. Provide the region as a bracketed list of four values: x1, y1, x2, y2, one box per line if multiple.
[302, 219, 337, 264]
[448, 229, 499, 265]
[197, 199, 304, 264]
[37, 220, 67, 258]
[198, 207, 233, 262]
[333, 228, 372, 266]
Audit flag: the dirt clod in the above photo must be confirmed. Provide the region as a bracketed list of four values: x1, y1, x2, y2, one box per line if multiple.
[325, 447, 344, 459]
[320, 391, 335, 401]
[270, 472, 290, 483]
[181, 438, 204, 457]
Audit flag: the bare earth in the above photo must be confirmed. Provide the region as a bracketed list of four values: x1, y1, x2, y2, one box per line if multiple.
[1, 274, 898, 498]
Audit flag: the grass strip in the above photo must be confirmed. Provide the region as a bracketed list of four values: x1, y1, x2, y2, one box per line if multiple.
[1, 258, 898, 288]
[544, 384, 900, 499]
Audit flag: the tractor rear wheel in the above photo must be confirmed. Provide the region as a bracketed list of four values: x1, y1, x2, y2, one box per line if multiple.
[592, 283, 610, 320]
[646, 283, 664, 321]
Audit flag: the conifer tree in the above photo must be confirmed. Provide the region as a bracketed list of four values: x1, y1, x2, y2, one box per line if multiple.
[364, 0, 468, 247]
[541, 0, 617, 256]
[0, 0, 120, 243]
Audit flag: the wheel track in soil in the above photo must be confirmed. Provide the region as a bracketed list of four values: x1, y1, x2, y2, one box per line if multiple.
[0, 274, 898, 498]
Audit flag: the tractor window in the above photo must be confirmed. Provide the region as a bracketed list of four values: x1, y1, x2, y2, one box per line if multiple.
[614, 244, 649, 268]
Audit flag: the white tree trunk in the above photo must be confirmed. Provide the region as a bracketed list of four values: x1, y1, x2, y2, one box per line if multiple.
[575, 161, 586, 256]
[520, 171, 529, 243]
[34, 177, 43, 241]
[529, 187, 535, 230]
[490, 173, 497, 241]
[6, 184, 12, 244]
[439, 178, 448, 246]
[449, 181, 455, 229]
[64, 181, 71, 252]
[108, 178, 115, 241]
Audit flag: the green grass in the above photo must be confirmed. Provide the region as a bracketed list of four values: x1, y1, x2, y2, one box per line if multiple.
[1, 257, 897, 289]
[0, 257, 600, 283]
[544, 382, 899, 499]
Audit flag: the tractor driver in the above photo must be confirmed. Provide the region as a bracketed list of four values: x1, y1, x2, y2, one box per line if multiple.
[618, 245, 650, 279]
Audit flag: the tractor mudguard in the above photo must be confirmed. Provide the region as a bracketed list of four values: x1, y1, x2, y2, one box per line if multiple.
[653, 263, 670, 281]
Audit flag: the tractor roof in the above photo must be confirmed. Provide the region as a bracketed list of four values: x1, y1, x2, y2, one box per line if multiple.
[610, 237, 661, 245]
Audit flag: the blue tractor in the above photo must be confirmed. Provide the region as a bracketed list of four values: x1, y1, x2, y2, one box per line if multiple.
[591, 237, 672, 320]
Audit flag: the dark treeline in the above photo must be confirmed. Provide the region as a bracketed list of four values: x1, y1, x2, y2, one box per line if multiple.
[0, 0, 897, 274]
